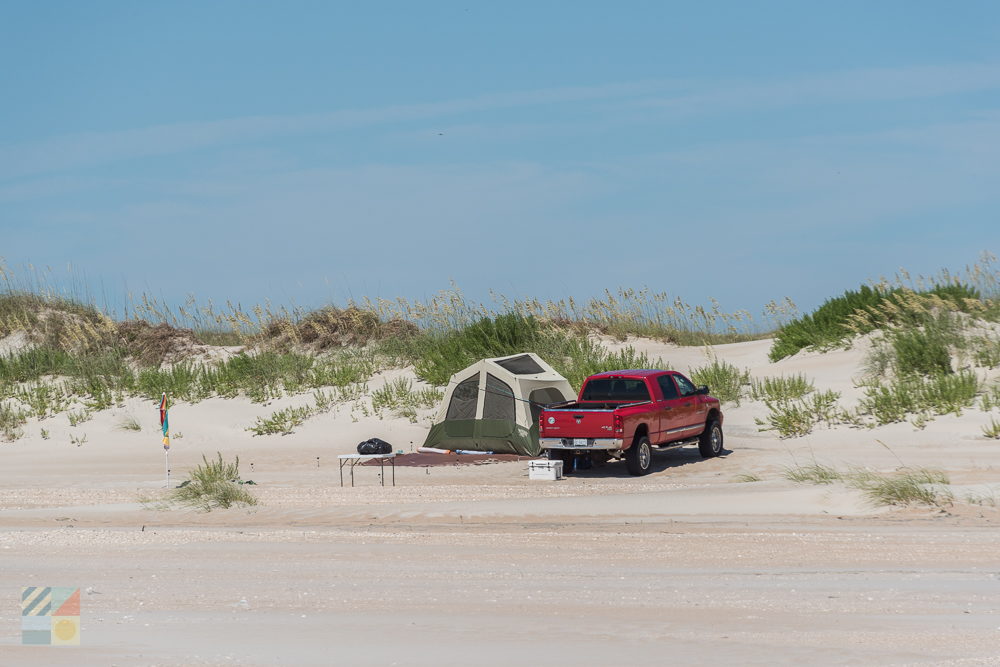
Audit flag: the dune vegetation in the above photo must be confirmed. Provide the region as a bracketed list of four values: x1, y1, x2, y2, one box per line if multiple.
[0, 255, 998, 443]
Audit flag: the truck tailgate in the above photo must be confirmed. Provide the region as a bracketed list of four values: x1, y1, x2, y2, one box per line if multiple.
[541, 408, 616, 439]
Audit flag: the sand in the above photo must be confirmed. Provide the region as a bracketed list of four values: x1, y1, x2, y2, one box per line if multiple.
[2, 338, 1000, 666]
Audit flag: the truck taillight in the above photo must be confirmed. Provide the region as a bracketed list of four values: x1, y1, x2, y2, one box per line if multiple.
[613, 414, 623, 434]
[539, 413, 544, 433]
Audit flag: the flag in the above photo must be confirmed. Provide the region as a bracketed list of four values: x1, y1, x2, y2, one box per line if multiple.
[159, 393, 170, 450]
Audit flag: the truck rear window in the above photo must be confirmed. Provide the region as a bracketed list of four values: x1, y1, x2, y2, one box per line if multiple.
[580, 378, 650, 402]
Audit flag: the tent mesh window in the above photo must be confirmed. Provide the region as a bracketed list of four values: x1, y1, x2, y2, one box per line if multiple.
[446, 375, 480, 421]
[483, 373, 516, 422]
[494, 354, 545, 375]
[529, 387, 567, 423]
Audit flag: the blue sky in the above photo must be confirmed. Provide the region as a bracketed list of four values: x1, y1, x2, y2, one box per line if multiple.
[2, 1, 999, 320]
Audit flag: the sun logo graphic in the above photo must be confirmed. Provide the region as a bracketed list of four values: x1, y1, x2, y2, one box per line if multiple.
[21, 587, 80, 646]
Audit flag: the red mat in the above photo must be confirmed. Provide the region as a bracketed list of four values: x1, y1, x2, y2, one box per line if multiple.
[362, 452, 540, 467]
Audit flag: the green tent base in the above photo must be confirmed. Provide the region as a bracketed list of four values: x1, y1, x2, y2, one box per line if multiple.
[422, 419, 541, 456]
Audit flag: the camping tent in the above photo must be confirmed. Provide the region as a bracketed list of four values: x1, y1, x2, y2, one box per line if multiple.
[422, 353, 576, 456]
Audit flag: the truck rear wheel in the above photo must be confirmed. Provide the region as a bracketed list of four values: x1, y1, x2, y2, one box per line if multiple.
[625, 436, 652, 476]
[699, 419, 724, 458]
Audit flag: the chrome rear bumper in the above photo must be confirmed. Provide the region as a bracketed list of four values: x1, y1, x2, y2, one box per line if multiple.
[540, 437, 624, 450]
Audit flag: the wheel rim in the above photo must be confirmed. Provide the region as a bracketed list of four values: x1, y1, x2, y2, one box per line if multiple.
[711, 427, 722, 453]
[640, 443, 650, 469]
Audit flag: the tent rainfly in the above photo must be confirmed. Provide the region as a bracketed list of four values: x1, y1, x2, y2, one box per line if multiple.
[422, 353, 576, 456]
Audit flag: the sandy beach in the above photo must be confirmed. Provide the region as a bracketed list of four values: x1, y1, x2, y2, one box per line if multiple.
[2, 337, 1000, 666]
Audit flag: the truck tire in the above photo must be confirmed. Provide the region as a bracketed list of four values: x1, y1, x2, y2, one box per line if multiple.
[698, 419, 724, 458]
[625, 436, 653, 476]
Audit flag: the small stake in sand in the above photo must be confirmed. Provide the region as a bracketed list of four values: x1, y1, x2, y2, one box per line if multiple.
[159, 393, 171, 488]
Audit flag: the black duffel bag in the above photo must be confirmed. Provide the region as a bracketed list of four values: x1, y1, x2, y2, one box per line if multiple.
[357, 438, 393, 455]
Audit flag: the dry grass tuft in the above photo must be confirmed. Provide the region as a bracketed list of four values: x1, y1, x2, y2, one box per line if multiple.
[263, 306, 417, 351]
[116, 320, 201, 365]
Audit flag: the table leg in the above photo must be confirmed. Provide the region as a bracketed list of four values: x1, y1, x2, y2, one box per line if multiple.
[350, 460, 355, 487]
[379, 458, 385, 487]
[391, 458, 395, 486]
[339, 460, 344, 487]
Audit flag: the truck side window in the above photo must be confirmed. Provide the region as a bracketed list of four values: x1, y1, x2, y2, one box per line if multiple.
[674, 374, 696, 397]
[657, 375, 679, 400]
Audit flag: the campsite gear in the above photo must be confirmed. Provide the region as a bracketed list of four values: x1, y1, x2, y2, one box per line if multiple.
[422, 353, 575, 456]
[528, 460, 563, 480]
[339, 453, 395, 487]
[418, 447, 452, 454]
[357, 438, 393, 455]
[455, 449, 493, 455]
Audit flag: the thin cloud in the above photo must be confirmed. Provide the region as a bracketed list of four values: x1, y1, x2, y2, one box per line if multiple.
[0, 80, 665, 182]
[6, 61, 999, 181]
[636, 62, 1000, 116]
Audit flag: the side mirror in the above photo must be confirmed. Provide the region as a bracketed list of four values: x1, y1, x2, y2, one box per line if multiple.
[697, 385, 710, 395]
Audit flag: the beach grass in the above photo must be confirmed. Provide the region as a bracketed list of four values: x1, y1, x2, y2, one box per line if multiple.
[171, 453, 257, 510]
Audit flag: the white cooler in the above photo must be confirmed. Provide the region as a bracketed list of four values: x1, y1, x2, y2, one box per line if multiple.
[528, 460, 563, 481]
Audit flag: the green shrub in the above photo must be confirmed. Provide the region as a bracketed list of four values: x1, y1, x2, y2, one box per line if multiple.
[689, 359, 749, 405]
[980, 383, 1000, 411]
[769, 283, 981, 361]
[246, 388, 346, 436]
[137, 363, 207, 402]
[0, 346, 73, 384]
[857, 371, 982, 425]
[919, 371, 982, 415]
[0, 403, 27, 441]
[404, 313, 543, 386]
[207, 352, 315, 401]
[769, 285, 890, 361]
[971, 336, 1000, 368]
[247, 405, 313, 436]
[564, 343, 662, 388]
[890, 326, 952, 377]
[371, 378, 442, 417]
[15, 382, 70, 419]
[171, 453, 257, 510]
[749, 374, 814, 402]
[399, 312, 667, 391]
[755, 390, 841, 438]
[67, 409, 92, 426]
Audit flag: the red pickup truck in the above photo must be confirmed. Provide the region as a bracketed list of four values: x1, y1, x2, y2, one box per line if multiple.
[538, 370, 724, 476]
